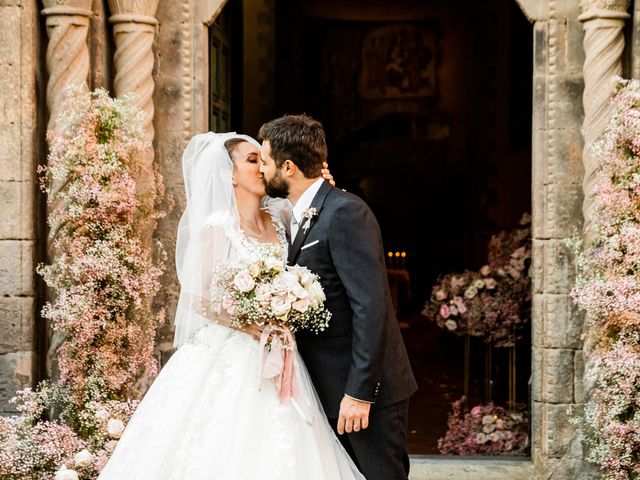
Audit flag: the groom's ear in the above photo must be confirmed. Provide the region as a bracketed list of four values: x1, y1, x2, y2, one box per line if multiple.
[282, 159, 296, 177]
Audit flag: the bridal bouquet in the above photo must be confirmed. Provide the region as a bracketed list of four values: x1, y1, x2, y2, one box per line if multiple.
[211, 256, 331, 335]
[211, 256, 330, 407]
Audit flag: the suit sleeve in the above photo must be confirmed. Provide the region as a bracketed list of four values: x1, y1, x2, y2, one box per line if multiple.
[329, 198, 388, 403]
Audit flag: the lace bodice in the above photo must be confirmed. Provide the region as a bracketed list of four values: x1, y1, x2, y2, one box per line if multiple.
[185, 207, 289, 346]
[224, 208, 288, 264]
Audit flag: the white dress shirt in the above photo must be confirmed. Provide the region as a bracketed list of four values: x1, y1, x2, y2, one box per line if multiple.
[290, 177, 326, 239]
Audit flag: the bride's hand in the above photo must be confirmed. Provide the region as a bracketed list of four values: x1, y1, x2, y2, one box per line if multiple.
[243, 324, 264, 340]
[321, 161, 335, 187]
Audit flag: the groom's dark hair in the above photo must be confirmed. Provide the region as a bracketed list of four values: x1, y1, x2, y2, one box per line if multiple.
[258, 114, 327, 178]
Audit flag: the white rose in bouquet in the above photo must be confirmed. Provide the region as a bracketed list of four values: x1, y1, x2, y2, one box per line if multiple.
[233, 271, 255, 293]
[307, 280, 326, 307]
[74, 449, 94, 468]
[265, 256, 284, 272]
[248, 261, 262, 277]
[289, 265, 316, 287]
[464, 286, 478, 299]
[292, 296, 311, 313]
[54, 466, 79, 480]
[291, 282, 308, 299]
[271, 271, 299, 293]
[271, 294, 292, 318]
[106, 418, 125, 439]
[254, 283, 272, 302]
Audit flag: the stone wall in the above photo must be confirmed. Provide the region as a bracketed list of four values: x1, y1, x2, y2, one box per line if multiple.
[0, 0, 42, 413]
[151, 0, 198, 366]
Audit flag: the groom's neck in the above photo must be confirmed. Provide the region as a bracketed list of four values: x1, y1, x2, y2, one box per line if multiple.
[288, 176, 321, 206]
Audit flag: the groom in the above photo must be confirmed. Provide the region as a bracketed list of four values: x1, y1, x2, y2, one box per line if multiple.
[259, 114, 418, 479]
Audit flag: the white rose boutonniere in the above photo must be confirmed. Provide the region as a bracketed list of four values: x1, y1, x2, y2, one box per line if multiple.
[301, 207, 317, 233]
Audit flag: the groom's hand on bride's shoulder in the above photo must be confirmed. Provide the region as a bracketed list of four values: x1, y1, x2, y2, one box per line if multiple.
[337, 395, 371, 435]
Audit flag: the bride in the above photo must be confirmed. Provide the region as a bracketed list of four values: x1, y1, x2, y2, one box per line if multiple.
[96, 132, 365, 479]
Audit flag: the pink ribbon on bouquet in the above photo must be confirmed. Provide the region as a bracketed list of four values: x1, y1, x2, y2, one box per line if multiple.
[258, 325, 299, 404]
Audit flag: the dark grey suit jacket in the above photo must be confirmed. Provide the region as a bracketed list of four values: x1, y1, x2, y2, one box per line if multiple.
[289, 180, 418, 418]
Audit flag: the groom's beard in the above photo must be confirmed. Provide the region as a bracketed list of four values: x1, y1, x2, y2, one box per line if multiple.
[264, 173, 289, 198]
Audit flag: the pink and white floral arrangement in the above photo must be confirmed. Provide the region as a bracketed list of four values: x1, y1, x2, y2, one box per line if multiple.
[0, 87, 169, 479]
[437, 397, 529, 456]
[569, 78, 640, 480]
[422, 213, 531, 347]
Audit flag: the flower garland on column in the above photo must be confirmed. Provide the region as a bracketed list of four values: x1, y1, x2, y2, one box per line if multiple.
[0, 87, 170, 478]
[569, 78, 640, 480]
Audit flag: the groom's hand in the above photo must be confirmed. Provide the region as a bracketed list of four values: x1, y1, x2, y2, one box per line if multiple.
[337, 395, 371, 435]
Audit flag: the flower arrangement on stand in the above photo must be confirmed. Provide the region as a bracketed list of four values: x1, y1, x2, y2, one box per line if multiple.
[438, 397, 529, 456]
[421, 213, 531, 347]
[569, 78, 640, 480]
[0, 87, 169, 479]
[422, 215, 532, 456]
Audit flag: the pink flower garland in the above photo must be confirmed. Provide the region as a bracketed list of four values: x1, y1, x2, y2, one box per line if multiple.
[0, 87, 169, 478]
[37, 87, 168, 400]
[570, 78, 640, 480]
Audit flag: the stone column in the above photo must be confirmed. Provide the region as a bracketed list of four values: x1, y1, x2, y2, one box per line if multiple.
[107, 0, 160, 243]
[41, 0, 92, 254]
[40, 0, 92, 379]
[41, 0, 92, 132]
[579, 0, 630, 233]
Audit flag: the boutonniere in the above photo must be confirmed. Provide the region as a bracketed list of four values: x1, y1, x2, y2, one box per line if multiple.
[301, 207, 317, 233]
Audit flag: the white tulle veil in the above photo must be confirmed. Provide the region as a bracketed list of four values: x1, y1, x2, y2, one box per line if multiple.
[173, 131, 262, 348]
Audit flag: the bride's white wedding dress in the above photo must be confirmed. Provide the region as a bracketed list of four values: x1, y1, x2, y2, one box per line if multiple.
[97, 213, 364, 480]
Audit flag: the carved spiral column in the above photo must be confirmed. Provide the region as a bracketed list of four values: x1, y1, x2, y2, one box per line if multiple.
[40, 0, 92, 378]
[108, 1, 159, 244]
[579, 0, 630, 233]
[41, 1, 92, 132]
[41, 0, 92, 250]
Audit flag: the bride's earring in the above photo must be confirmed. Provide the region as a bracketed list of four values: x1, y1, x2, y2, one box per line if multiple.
[232, 179, 238, 187]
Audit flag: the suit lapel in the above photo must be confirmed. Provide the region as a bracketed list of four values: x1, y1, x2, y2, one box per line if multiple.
[287, 180, 332, 265]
